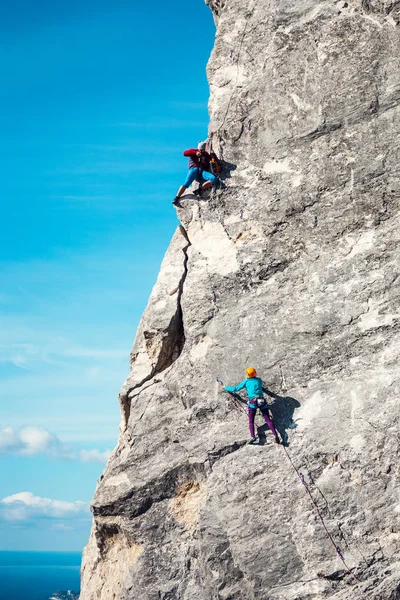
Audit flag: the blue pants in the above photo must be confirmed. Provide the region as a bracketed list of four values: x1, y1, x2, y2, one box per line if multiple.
[182, 167, 216, 188]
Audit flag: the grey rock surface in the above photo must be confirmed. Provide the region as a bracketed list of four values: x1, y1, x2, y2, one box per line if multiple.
[80, 1, 400, 598]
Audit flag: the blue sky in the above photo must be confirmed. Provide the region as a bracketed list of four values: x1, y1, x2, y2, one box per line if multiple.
[0, 0, 215, 550]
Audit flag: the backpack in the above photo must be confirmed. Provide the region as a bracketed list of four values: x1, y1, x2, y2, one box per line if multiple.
[210, 153, 223, 175]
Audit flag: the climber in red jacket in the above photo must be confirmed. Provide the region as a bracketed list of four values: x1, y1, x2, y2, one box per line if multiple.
[173, 141, 217, 206]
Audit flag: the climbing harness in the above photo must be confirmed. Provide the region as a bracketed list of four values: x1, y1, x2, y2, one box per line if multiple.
[281, 445, 361, 584]
[254, 397, 267, 408]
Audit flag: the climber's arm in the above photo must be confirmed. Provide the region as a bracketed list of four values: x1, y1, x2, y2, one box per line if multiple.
[183, 149, 199, 157]
[224, 379, 247, 393]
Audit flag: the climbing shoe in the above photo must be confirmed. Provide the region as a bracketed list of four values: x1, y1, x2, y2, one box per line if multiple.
[193, 188, 202, 197]
[172, 197, 181, 207]
[273, 435, 280, 444]
[247, 437, 257, 445]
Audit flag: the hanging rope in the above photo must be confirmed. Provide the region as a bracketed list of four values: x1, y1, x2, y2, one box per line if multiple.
[217, 378, 247, 414]
[216, 0, 256, 135]
[217, 377, 361, 584]
[281, 445, 361, 584]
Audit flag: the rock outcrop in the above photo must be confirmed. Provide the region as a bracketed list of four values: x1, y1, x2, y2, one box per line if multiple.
[80, 1, 400, 598]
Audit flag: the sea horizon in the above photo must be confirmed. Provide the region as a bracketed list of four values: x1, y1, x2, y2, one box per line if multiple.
[0, 550, 81, 600]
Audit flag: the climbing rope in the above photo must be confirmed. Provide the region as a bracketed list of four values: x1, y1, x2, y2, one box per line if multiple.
[216, 378, 247, 414]
[218, 378, 361, 584]
[281, 445, 361, 584]
[217, 0, 256, 134]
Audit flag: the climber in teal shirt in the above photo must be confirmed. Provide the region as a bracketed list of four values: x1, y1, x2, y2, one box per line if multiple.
[224, 367, 280, 445]
[224, 373, 263, 407]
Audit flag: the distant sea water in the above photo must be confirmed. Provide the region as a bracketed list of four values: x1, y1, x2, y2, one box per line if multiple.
[0, 552, 80, 600]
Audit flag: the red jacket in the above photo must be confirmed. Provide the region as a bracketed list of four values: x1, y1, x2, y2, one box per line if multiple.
[183, 148, 211, 171]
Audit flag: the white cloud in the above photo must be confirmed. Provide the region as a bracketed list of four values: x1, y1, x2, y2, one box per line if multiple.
[0, 425, 111, 462]
[0, 426, 65, 457]
[79, 448, 111, 463]
[51, 523, 73, 531]
[2, 415, 118, 443]
[0, 492, 90, 521]
[0, 427, 20, 453]
[20, 427, 63, 455]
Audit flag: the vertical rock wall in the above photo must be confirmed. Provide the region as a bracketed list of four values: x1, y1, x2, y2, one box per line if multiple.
[80, 1, 400, 598]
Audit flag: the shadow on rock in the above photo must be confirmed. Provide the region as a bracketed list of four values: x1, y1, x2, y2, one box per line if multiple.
[217, 161, 237, 189]
[179, 193, 210, 202]
[256, 423, 270, 447]
[220, 160, 237, 178]
[262, 387, 301, 447]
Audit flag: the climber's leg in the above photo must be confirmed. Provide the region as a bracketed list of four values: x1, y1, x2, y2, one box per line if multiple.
[174, 168, 201, 202]
[261, 408, 279, 440]
[248, 407, 256, 438]
[175, 186, 187, 199]
[200, 170, 217, 191]
[183, 167, 201, 189]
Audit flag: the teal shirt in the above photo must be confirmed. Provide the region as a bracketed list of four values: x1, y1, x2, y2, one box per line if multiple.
[225, 377, 264, 404]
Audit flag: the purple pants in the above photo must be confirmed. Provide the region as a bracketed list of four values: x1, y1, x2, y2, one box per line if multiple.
[248, 407, 277, 438]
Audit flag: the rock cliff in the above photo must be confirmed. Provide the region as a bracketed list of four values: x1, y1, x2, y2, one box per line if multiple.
[80, 1, 400, 598]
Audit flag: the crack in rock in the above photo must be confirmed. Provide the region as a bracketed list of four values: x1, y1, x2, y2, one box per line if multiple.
[120, 226, 191, 431]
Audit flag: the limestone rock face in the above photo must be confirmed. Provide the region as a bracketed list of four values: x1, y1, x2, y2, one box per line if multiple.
[80, 1, 400, 599]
